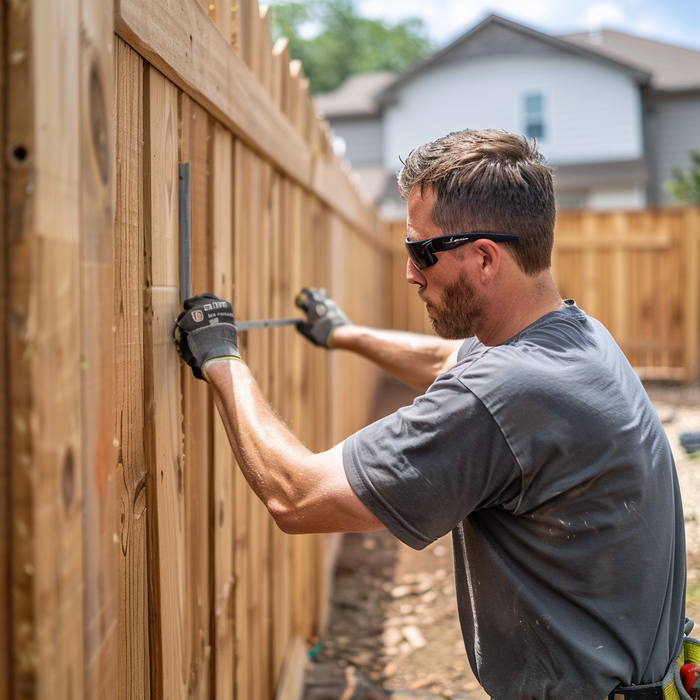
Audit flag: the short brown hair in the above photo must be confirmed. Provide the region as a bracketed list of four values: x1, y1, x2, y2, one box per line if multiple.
[398, 129, 555, 275]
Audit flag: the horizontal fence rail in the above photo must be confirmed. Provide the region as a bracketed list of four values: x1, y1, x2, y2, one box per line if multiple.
[1, 1, 389, 699]
[390, 209, 700, 382]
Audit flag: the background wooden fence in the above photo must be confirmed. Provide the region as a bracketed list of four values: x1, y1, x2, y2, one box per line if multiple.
[1, 1, 389, 699]
[390, 208, 700, 382]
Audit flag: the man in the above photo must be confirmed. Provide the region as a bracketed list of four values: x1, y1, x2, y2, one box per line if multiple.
[175, 129, 686, 700]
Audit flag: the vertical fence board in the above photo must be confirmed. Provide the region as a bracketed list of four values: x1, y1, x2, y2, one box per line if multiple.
[233, 139, 251, 700]
[3, 0, 38, 700]
[0, 0, 10, 693]
[210, 121, 235, 700]
[180, 94, 213, 700]
[684, 209, 700, 383]
[144, 66, 187, 700]
[32, 0, 85, 697]
[114, 38, 151, 700]
[81, 0, 118, 696]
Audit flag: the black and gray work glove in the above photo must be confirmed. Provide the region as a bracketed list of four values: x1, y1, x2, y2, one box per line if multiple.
[175, 293, 241, 380]
[295, 287, 352, 348]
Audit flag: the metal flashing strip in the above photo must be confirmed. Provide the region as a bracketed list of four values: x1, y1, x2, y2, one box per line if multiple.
[179, 162, 192, 304]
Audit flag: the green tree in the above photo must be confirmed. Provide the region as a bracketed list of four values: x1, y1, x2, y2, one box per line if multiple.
[269, 0, 432, 94]
[665, 151, 700, 205]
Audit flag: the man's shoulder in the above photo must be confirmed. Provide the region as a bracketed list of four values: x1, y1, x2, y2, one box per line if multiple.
[451, 302, 636, 409]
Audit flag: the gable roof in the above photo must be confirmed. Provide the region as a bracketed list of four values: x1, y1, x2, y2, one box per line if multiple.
[314, 71, 397, 119]
[377, 14, 651, 103]
[562, 30, 700, 92]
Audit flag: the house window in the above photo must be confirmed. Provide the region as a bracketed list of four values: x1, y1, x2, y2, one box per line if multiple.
[524, 93, 545, 140]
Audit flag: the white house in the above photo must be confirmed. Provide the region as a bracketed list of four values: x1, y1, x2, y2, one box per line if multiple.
[315, 15, 700, 217]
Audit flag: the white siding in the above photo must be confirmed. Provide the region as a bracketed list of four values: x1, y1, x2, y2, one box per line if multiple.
[383, 53, 643, 171]
[646, 94, 700, 205]
[329, 116, 384, 165]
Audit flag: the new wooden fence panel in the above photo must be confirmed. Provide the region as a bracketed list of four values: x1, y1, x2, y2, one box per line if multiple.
[552, 209, 700, 381]
[6, 1, 390, 698]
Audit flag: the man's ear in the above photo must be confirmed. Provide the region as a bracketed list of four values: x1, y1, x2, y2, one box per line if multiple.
[473, 240, 501, 286]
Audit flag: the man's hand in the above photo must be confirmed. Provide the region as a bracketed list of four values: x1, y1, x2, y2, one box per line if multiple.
[295, 287, 352, 348]
[175, 293, 241, 380]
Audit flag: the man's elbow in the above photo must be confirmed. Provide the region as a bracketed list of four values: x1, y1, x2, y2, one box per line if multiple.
[266, 498, 317, 535]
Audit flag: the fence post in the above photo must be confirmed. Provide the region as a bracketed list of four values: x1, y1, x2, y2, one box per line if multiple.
[683, 208, 700, 383]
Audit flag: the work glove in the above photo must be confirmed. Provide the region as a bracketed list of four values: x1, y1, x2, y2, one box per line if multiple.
[295, 287, 352, 349]
[175, 293, 241, 380]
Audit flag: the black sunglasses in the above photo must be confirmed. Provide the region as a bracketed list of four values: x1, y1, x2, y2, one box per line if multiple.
[405, 232, 520, 270]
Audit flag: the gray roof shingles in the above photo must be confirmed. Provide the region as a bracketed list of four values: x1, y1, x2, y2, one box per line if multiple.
[562, 30, 700, 91]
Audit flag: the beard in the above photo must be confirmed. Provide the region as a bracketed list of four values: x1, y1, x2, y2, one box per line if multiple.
[418, 270, 484, 339]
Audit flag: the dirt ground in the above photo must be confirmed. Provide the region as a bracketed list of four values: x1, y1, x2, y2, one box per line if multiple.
[306, 378, 700, 700]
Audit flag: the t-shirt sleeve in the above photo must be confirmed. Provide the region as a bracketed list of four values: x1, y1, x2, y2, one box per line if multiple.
[342, 373, 522, 549]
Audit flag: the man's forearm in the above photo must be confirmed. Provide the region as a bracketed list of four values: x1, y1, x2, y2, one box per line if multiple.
[205, 359, 383, 534]
[329, 325, 462, 391]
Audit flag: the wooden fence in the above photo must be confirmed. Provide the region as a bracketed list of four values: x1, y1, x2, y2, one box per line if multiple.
[1, 1, 389, 699]
[390, 208, 700, 382]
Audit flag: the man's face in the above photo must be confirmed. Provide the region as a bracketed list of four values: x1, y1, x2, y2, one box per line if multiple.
[406, 187, 486, 339]
[418, 269, 482, 339]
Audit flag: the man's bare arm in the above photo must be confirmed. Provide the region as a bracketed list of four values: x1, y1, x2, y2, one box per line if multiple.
[206, 359, 385, 535]
[330, 325, 463, 392]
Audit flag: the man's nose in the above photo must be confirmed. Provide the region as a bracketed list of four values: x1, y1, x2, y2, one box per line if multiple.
[406, 258, 427, 287]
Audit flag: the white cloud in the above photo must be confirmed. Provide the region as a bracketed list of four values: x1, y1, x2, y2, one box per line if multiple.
[581, 2, 628, 30]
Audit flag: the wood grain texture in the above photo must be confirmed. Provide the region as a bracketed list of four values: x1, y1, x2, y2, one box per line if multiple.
[31, 0, 85, 697]
[180, 93, 212, 700]
[0, 0, 10, 694]
[114, 38, 151, 700]
[113, 0, 387, 240]
[210, 121, 235, 700]
[81, 0, 118, 696]
[232, 138, 251, 700]
[6, 0, 35, 694]
[114, 0, 312, 188]
[143, 66, 188, 700]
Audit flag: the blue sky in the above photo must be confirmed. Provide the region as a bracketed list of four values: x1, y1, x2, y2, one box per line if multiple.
[355, 0, 700, 52]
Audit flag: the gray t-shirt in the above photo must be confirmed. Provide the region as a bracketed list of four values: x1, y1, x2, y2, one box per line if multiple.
[343, 302, 685, 700]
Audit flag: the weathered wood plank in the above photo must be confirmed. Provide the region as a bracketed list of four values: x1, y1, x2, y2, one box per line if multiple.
[81, 0, 118, 696]
[143, 66, 188, 700]
[114, 0, 312, 188]
[210, 120, 235, 700]
[113, 38, 151, 700]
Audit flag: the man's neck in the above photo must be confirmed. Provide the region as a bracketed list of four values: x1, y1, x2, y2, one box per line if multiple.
[477, 271, 564, 346]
